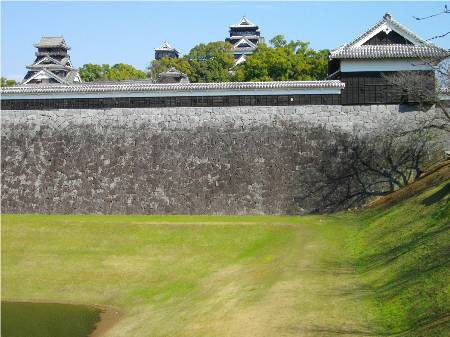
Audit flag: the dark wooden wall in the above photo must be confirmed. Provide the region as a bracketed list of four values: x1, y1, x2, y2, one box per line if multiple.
[363, 31, 413, 45]
[1, 94, 341, 110]
[340, 71, 435, 105]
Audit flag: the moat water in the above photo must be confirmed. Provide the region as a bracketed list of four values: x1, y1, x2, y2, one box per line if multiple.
[1, 301, 101, 337]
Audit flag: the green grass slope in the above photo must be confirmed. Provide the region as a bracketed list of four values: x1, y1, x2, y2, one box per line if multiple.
[352, 164, 450, 336]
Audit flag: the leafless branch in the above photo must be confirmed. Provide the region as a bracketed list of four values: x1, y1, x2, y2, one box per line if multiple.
[413, 5, 449, 20]
[426, 31, 450, 41]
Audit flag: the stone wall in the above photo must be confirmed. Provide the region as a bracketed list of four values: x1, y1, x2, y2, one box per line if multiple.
[1, 104, 443, 214]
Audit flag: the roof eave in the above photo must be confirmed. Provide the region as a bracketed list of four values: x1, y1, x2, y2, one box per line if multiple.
[33, 44, 70, 50]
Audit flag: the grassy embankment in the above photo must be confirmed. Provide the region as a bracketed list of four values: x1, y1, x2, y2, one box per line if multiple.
[353, 162, 450, 336]
[2, 164, 449, 336]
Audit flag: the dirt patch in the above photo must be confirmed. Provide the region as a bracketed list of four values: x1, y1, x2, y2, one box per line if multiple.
[367, 160, 450, 209]
[90, 306, 123, 337]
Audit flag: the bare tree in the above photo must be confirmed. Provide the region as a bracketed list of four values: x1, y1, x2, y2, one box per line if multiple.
[296, 128, 438, 212]
[385, 71, 450, 132]
[384, 6, 450, 131]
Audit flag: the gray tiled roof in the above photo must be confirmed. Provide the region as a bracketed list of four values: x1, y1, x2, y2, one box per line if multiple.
[233, 37, 257, 49]
[27, 56, 74, 69]
[233, 47, 257, 53]
[64, 70, 81, 84]
[157, 67, 187, 78]
[155, 41, 177, 52]
[1, 80, 345, 95]
[228, 35, 259, 40]
[27, 64, 73, 70]
[230, 16, 258, 28]
[330, 13, 449, 60]
[331, 45, 450, 59]
[24, 68, 67, 85]
[34, 37, 70, 49]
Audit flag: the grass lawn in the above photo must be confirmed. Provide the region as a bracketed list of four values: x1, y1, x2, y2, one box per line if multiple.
[2, 170, 449, 336]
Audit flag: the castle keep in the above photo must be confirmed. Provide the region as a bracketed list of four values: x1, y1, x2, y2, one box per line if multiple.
[225, 16, 264, 65]
[1, 14, 448, 214]
[154, 41, 180, 60]
[22, 37, 82, 85]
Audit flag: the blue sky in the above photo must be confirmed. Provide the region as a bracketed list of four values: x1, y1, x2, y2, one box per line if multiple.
[1, 1, 449, 81]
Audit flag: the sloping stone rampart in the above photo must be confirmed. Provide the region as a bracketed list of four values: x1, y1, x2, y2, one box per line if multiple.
[1, 105, 442, 214]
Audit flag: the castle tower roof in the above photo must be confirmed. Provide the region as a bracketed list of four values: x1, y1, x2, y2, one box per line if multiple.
[22, 36, 81, 85]
[155, 41, 177, 52]
[154, 41, 180, 60]
[226, 16, 264, 63]
[230, 16, 258, 28]
[34, 36, 70, 50]
[330, 13, 449, 60]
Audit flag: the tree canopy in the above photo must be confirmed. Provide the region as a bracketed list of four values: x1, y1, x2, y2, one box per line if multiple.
[106, 63, 147, 81]
[1, 77, 18, 87]
[79, 63, 147, 82]
[149, 41, 235, 83]
[80, 37, 328, 83]
[185, 41, 235, 82]
[234, 35, 329, 82]
[79, 64, 110, 82]
[149, 36, 328, 83]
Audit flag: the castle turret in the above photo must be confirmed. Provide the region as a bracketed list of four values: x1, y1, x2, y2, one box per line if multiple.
[156, 67, 189, 83]
[155, 41, 180, 60]
[226, 17, 264, 64]
[22, 37, 82, 85]
[328, 13, 449, 104]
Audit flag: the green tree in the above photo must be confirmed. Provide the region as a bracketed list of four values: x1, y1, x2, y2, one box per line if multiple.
[185, 41, 235, 82]
[148, 41, 235, 83]
[1, 77, 18, 87]
[235, 35, 329, 82]
[79, 64, 110, 82]
[148, 57, 193, 81]
[106, 63, 147, 81]
[79, 63, 147, 82]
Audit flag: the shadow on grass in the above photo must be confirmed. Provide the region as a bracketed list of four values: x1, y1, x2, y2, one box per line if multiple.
[375, 257, 450, 297]
[356, 222, 450, 272]
[323, 284, 373, 299]
[304, 324, 388, 336]
[306, 314, 450, 336]
[350, 210, 450, 336]
[392, 314, 450, 337]
[312, 265, 447, 336]
[284, 315, 384, 336]
[421, 182, 450, 206]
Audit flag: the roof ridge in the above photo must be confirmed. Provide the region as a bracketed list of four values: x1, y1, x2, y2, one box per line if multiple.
[155, 41, 177, 51]
[230, 16, 258, 28]
[340, 17, 386, 49]
[340, 13, 436, 50]
[330, 13, 449, 60]
[34, 36, 70, 49]
[2, 80, 345, 94]
[386, 16, 432, 46]
[233, 37, 257, 48]
[22, 68, 66, 85]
